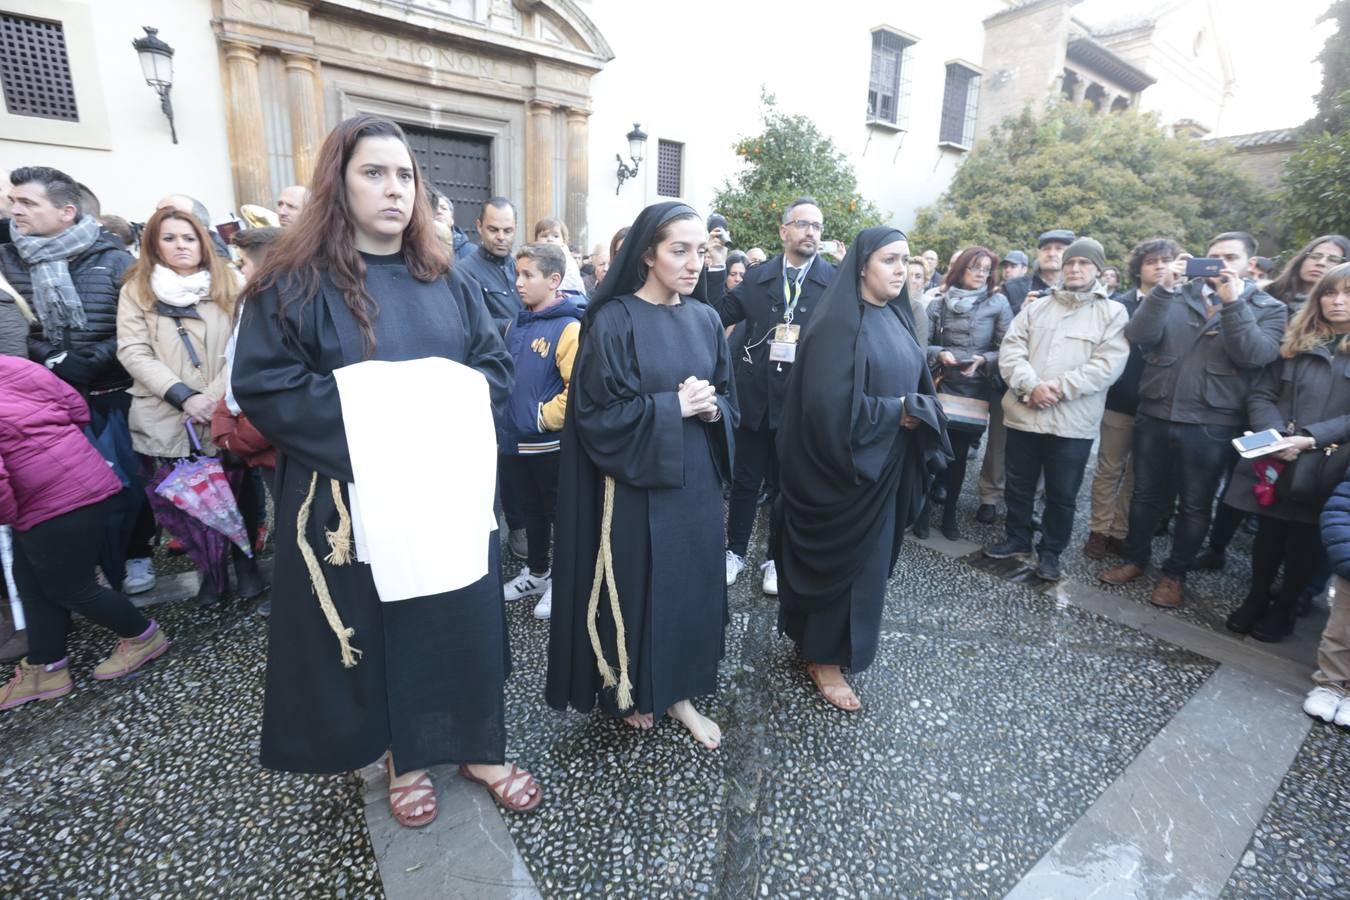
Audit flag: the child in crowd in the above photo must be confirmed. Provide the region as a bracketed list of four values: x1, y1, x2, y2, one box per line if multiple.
[532, 217, 588, 296]
[1309, 456, 1350, 727]
[499, 242, 583, 619]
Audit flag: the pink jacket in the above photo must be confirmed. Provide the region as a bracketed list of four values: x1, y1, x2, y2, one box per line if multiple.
[0, 356, 122, 531]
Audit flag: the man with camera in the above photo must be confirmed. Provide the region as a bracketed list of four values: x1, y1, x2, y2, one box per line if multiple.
[706, 196, 837, 596]
[1100, 232, 1287, 609]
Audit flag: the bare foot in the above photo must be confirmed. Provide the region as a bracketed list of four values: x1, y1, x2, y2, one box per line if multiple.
[462, 762, 540, 808]
[806, 663, 861, 710]
[667, 699, 722, 749]
[624, 711, 654, 729]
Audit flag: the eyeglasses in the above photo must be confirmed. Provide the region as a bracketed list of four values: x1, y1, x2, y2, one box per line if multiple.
[969, 265, 992, 276]
[1308, 252, 1348, 265]
[787, 220, 824, 233]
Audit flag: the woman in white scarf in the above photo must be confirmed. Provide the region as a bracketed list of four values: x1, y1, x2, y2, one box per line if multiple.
[115, 207, 258, 608]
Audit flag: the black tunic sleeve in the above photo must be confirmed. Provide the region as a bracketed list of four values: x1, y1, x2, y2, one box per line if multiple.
[574, 303, 684, 489]
[851, 381, 904, 484]
[704, 303, 739, 484]
[447, 267, 513, 417]
[231, 283, 356, 483]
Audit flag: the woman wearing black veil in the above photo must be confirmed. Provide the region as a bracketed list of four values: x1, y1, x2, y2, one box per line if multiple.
[773, 226, 951, 710]
[547, 202, 738, 749]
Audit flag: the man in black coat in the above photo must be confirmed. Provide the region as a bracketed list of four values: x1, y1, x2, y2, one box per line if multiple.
[455, 196, 520, 333]
[975, 227, 1073, 524]
[1, 166, 156, 593]
[705, 196, 836, 596]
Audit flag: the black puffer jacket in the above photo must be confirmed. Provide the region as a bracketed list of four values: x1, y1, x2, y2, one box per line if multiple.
[0, 231, 134, 394]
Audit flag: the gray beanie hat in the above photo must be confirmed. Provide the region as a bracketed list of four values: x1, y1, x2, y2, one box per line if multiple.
[1062, 237, 1106, 272]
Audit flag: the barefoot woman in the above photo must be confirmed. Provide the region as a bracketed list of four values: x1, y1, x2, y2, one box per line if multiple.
[547, 202, 737, 748]
[773, 226, 950, 709]
[232, 115, 539, 824]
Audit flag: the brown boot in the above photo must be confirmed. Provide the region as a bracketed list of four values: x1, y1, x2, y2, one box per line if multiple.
[1104, 536, 1128, 558]
[93, 620, 170, 680]
[1150, 576, 1185, 609]
[0, 605, 27, 664]
[0, 657, 73, 710]
[1083, 532, 1108, 560]
[1100, 562, 1147, 585]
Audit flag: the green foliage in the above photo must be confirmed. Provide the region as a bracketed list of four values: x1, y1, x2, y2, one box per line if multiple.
[1312, 0, 1350, 134]
[712, 92, 885, 253]
[909, 101, 1273, 267]
[1282, 123, 1350, 243]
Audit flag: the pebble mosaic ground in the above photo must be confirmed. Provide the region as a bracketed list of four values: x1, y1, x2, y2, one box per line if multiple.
[3, 440, 1350, 898]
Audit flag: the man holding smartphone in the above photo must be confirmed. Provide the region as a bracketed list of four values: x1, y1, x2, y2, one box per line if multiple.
[1100, 231, 1287, 609]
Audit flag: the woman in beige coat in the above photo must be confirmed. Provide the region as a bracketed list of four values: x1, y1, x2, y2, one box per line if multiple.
[116, 207, 261, 607]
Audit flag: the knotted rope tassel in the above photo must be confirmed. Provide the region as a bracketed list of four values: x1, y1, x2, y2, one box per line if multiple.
[584, 475, 633, 712]
[324, 478, 354, 566]
[297, 471, 362, 668]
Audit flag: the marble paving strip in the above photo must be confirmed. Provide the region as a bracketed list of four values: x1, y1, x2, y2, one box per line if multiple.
[1004, 665, 1311, 899]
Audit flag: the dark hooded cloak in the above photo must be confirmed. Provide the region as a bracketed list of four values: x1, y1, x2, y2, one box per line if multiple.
[546, 202, 739, 715]
[772, 227, 952, 657]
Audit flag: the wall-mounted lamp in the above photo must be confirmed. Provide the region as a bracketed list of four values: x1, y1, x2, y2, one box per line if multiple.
[614, 122, 647, 195]
[132, 27, 178, 144]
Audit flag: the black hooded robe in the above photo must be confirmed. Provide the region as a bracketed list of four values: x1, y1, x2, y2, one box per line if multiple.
[547, 202, 737, 717]
[773, 227, 951, 673]
[232, 253, 514, 774]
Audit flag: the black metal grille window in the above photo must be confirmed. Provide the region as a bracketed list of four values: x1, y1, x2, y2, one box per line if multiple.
[939, 63, 981, 147]
[657, 139, 683, 197]
[867, 30, 911, 125]
[0, 14, 78, 122]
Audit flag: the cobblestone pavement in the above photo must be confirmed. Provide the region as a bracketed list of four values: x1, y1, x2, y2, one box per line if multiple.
[3, 441, 1349, 898]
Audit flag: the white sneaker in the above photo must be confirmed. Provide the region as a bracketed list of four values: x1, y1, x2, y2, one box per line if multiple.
[1303, 686, 1343, 722]
[761, 560, 778, 596]
[1335, 696, 1350, 729]
[533, 585, 552, 620]
[725, 551, 745, 587]
[503, 567, 549, 602]
[122, 558, 156, 595]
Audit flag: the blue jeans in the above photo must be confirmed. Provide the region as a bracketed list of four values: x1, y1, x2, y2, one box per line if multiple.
[1004, 428, 1093, 555]
[1124, 415, 1239, 577]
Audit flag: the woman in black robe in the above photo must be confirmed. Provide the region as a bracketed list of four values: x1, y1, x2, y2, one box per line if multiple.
[232, 115, 540, 826]
[773, 226, 951, 710]
[547, 202, 738, 749]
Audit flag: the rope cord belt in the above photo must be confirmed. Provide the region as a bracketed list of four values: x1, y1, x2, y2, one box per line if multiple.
[296, 471, 362, 667]
[584, 475, 633, 711]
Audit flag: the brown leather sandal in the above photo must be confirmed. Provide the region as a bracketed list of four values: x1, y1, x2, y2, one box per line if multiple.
[386, 758, 437, 828]
[459, 764, 542, 813]
[806, 662, 862, 711]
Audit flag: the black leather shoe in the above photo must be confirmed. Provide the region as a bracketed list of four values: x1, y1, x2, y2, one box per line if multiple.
[984, 539, 1031, 559]
[1251, 606, 1296, 643]
[975, 504, 997, 524]
[233, 551, 267, 600]
[193, 578, 223, 609]
[1192, 550, 1226, 572]
[1035, 551, 1062, 581]
[1226, 593, 1271, 634]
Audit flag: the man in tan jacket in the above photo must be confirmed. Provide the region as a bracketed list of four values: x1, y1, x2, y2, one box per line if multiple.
[984, 237, 1129, 581]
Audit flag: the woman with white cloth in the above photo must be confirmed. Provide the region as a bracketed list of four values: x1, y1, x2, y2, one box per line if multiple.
[115, 206, 261, 607]
[232, 114, 539, 826]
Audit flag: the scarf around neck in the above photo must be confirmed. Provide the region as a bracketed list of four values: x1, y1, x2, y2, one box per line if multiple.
[9, 215, 101, 342]
[943, 284, 988, 315]
[151, 264, 212, 308]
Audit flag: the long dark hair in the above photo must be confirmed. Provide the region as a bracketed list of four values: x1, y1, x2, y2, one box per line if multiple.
[941, 246, 998, 294]
[1267, 234, 1350, 304]
[242, 115, 449, 355]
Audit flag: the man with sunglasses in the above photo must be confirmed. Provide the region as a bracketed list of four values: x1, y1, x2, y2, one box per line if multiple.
[707, 196, 836, 596]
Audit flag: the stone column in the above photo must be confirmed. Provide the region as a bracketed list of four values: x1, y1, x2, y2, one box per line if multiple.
[282, 52, 325, 184]
[526, 102, 555, 232]
[564, 108, 589, 251]
[1069, 73, 1087, 104]
[221, 41, 269, 208]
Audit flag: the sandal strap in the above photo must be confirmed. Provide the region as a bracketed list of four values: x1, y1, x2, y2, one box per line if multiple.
[389, 771, 434, 809]
[488, 764, 537, 807]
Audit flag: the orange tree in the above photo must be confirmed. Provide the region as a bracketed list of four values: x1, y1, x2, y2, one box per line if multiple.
[711, 92, 884, 254]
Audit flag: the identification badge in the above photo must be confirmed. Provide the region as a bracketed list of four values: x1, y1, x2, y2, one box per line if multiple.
[769, 341, 797, 363]
[773, 323, 801, 343]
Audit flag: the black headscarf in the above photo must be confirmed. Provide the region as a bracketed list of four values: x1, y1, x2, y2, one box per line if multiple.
[586, 201, 707, 318]
[772, 225, 952, 612]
